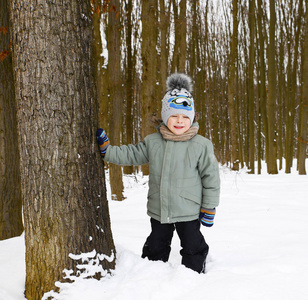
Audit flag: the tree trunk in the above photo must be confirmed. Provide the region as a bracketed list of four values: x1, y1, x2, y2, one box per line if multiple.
[0, 0, 23, 240]
[248, 0, 255, 173]
[171, 0, 180, 73]
[123, 0, 134, 175]
[285, 0, 303, 173]
[179, 0, 187, 73]
[141, 0, 157, 175]
[257, 0, 269, 172]
[159, 0, 169, 91]
[227, 0, 240, 170]
[107, 0, 125, 200]
[298, 1, 308, 175]
[267, 0, 278, 174]
[277, 8, 285, 170]
[9, 0, 115, 298]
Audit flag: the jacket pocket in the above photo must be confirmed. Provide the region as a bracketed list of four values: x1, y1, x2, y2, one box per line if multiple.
[179, 190, 201, 205]
[170, 190, 201, 218]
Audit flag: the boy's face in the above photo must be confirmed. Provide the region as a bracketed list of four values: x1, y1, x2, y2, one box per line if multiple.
[167, 114, 191, 135]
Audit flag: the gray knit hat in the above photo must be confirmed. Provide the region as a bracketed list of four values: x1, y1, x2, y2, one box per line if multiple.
[161, 73, 195, 125]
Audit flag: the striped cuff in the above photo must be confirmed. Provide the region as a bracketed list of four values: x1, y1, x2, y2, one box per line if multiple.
[99, 140, 110, 157]
[97, 129, 110, 157]
[200, 208, 216, 227]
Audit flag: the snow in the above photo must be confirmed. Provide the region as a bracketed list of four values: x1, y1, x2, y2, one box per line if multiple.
[1, 160, 308, 300]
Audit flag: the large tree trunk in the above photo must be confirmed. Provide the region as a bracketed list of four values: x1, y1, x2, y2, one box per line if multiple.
[0, 0, 23, 240]
[9, 0, 115, 299]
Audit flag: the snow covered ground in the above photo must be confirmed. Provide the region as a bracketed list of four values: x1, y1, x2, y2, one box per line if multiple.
[1, 160, 308, 300]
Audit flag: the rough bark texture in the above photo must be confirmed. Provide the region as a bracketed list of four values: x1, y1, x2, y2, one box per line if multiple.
[0, 0, 23, 240]
[9, 0, 115, 299]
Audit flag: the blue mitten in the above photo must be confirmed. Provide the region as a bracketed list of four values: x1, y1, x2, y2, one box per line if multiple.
[96, 128, 110, 157]
[199, 208, 216, 227]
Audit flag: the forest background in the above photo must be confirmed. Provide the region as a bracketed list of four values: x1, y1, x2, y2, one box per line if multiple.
[98, 0, 308, 200]
[0, 0, 307, 299]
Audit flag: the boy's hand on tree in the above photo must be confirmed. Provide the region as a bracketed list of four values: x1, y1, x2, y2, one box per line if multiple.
[96, 128, 110, 157]
[199, 208, 216, 227]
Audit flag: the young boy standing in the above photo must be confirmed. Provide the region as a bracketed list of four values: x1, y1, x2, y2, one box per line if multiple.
[97, 73, 220, 273]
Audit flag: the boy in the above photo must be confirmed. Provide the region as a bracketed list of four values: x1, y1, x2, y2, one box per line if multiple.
[97, 73, 220, 273]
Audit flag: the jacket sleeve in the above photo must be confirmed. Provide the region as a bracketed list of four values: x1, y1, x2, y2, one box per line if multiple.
[198, 141, 220, 209]
[104, 140, 149, 166]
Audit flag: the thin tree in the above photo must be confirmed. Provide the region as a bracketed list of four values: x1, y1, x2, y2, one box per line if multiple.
[107, 0, 125, 200]
[267, 0, 278, 174]
[159, 0, 169, 90]
[284, 0, 304, 173]
[141, 0, 158, 175]
[9, 0, 115, 298]
[123, 0, 134, 175]
[0, 0, 23, 240]
[298, 0, 308, 175]
[256, 0, 269, 171]
[248, 0, 255, 173]
[228, 0, 240, 170]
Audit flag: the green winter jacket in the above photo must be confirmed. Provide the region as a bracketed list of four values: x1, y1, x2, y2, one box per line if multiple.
[104, 124, 220, 224]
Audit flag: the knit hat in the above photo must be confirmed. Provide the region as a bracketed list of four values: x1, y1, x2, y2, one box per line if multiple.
[161, 73, 195, 125]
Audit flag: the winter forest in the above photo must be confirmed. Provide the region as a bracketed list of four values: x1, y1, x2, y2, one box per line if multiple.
[97, 0, 308, 201]
[0, 0, 308, 299]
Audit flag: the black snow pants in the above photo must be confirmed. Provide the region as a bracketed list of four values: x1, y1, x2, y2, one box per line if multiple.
[141, 218, 209, 273]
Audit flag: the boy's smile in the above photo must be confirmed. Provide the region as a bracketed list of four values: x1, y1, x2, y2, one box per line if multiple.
[167, 114, 191, 135]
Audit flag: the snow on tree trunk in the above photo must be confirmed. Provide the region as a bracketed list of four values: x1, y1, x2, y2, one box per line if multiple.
[8, 0, 115, 299]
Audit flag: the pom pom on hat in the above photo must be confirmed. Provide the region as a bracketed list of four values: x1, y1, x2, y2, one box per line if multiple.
[166, 73, 193, 93]
[161, 73, 195, 125]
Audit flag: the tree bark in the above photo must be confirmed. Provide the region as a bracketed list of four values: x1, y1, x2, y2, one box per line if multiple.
[0, 0, 23, 240]
[227, 0, 240, 170]
[179, 0, 187, 73]
[267, 0, 278, 174]
[248, 0, 255, 173]
[285, 0, 303, 173]
[141, 0, 157, 175]
[9, 0, 115, 298]
[123, 0, 134, 175]
[257, 0, 269, 172]
[159, 0, 169, 91]
[107, 0, 124, 200]
[298, 0, 308, 175]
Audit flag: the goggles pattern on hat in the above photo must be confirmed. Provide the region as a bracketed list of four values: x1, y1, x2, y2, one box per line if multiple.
[168, 95, 193, 111]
